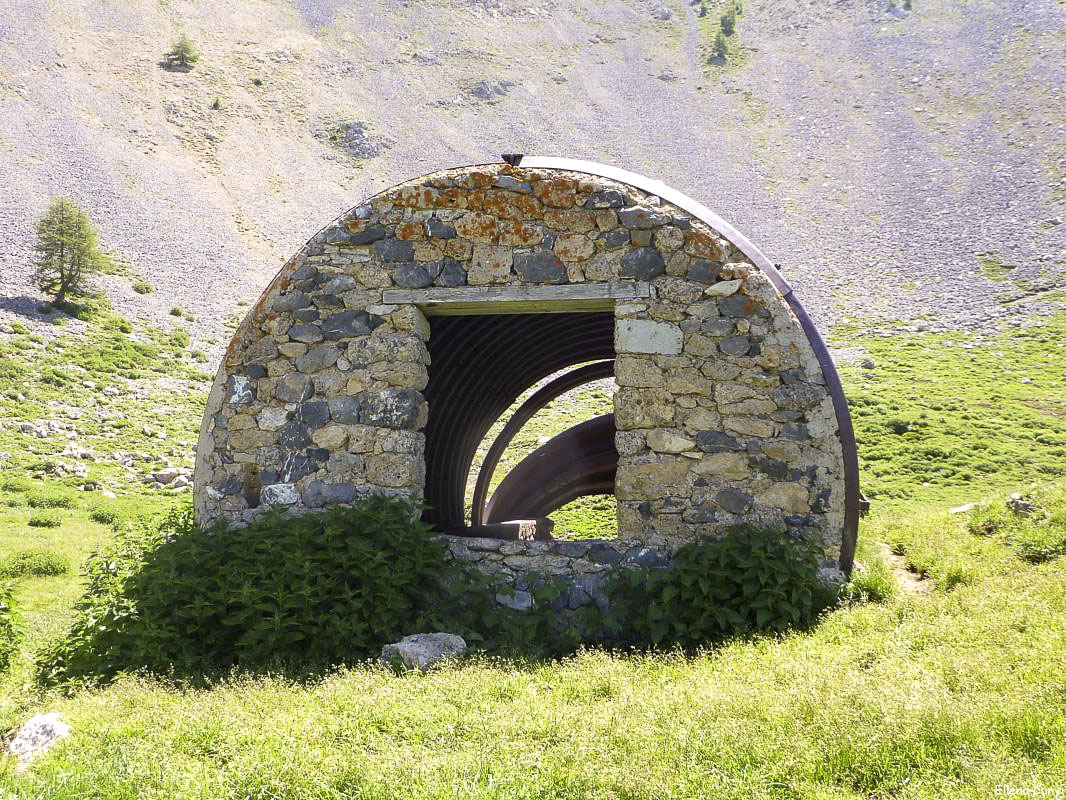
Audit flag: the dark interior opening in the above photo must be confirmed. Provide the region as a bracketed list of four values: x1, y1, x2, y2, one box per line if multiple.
[422, 311, 616, 537]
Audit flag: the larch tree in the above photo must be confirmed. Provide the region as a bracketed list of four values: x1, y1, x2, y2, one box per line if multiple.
[32, 197, 103, 305]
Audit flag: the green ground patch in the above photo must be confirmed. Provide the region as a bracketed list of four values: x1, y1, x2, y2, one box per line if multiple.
[1, 305, 1065, 795]
[976, 252, 1014, 281]
[1, 486, 1063, 798]
[836, 313, 1066, 507]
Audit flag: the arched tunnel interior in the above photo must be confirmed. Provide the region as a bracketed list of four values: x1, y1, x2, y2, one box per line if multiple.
[422, 311, 618, 537]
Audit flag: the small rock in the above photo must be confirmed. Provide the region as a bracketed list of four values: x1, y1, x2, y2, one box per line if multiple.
[152, 468, 181, 485]
[861, 358, 876, 369]
[380, 633, 467, 671]
[704, 279, 742, 298]
[8, 713, 71, 772]
[948, 503, 975, 514]
[1006, 493, 1039, 515]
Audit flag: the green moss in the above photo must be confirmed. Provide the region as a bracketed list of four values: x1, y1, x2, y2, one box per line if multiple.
[977, 252, 1014, 282]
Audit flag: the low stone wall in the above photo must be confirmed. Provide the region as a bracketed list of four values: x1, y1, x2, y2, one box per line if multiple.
[440, 535, 671, 611]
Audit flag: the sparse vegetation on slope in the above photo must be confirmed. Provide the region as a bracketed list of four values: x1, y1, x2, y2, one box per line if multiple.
[836, 313, 1066, 507]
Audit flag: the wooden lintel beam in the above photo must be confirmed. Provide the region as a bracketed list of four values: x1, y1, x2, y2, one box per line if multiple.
[381, 281, 651, 316]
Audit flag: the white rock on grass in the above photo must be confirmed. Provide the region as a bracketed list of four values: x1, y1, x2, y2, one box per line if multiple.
[381, 633, 467, 671]
[8, 713, 71, 772]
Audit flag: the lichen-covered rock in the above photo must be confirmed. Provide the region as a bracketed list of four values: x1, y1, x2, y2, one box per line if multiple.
[8, 712, 71, 773]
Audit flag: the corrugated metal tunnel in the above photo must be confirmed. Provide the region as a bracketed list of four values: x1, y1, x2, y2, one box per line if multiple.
[422, 311, 616, 532]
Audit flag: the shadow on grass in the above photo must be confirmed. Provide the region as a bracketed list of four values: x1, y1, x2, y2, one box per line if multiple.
[35, 499, 857, 691]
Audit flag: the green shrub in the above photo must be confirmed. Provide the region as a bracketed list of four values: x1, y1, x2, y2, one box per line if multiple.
[252, 77, 263, 86]
[169, 328, 190, 348]
[27, 491, 76, 509]
[38, 499, 453, 683]
[38, 497, 595, 686]
[28, 513, 62, 528]
[0, 548, 69, 578]
[10, 322, 29, 335]
[604, 527, 823, 650]
[1, 477, 31, 493]
[89, 507, 120, 525]
[189, 349, 208, 363]
[169, 307, 183, 317]
[0, 582, 17, 672]
[132, 279, 153, 295]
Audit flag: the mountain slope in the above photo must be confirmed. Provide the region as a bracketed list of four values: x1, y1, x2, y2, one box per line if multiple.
[0, 0, 1063, 358]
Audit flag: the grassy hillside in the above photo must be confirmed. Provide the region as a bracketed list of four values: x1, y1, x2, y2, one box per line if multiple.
[0, 310, 1063, 795]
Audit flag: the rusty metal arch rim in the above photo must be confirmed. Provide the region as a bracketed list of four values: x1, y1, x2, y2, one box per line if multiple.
[210, 155, 860, 575]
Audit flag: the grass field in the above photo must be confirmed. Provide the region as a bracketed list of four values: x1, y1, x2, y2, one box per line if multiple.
[0, 310, 1064, 797]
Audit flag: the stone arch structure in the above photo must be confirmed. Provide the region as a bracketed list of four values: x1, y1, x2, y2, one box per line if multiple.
[195, 157, 860, 599]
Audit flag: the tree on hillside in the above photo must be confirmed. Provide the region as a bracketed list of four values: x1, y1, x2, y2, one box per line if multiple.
[720, 6, 737, 36]
[713, 31, 729, 61]
[32, 198, 104, 305]
[165, 33, 200, 68]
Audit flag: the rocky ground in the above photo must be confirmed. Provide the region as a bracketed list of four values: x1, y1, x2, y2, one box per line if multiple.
[0, 0, 1062, 366]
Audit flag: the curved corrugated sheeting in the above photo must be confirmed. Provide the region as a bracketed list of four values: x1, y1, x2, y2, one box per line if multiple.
[484, 413, 617, 523]
[423, 312, 615, 530]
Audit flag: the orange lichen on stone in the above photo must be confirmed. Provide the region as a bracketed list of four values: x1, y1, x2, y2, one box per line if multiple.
[684, 229, 724, 260]
[532, 177, 577, 208]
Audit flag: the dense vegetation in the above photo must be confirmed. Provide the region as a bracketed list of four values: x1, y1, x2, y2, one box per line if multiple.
[37, 495, 828, 685]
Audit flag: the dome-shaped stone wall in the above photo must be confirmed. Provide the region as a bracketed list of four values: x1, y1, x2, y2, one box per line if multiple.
[194, 158, 860, 592]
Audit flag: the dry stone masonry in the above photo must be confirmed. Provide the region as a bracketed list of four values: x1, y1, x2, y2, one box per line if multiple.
[195, 161, 854, 605]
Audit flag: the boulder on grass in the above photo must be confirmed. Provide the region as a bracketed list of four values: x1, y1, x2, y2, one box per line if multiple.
[8, 712, 71, 773]
[380, 633, 466, 672]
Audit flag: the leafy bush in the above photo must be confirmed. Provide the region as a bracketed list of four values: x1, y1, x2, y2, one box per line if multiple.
[0, 582, 17, 672]
[27, 491, 76, 509]
[28, 513, 62, 528]
[89, 506, 120, 525]
[39, 498, 456, 683]
[0, 548, 69, 578]
[132, 279, 152, 295]
[169, 307, 183, 317]
[604, 527, 824, 650]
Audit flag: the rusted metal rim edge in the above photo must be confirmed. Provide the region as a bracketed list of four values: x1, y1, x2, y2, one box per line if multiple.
[471, 360, 615, 525]
[513, 156, 859, 574]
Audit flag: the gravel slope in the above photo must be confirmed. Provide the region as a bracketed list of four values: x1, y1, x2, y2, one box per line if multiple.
[0, 0, 1063, 361]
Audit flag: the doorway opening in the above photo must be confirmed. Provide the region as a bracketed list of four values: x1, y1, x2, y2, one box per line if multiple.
[422, 310, 618, 541]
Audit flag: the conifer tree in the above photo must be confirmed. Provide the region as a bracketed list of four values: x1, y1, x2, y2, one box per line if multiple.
[713, 31, 729, 60]
[165, 33, 200, 67]
[32, 198, 103, 305]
